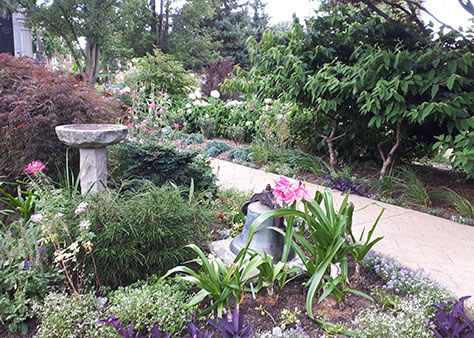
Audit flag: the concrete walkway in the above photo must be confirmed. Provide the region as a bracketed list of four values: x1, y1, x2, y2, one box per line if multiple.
[211, 159, 474, 307]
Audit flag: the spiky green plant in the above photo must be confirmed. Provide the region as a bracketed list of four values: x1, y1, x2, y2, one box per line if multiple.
[395, 166, 431, 208]
[435, 188, 474, 218]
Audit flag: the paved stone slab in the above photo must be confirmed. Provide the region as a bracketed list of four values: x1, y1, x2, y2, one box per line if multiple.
[211, 159, 474, 308]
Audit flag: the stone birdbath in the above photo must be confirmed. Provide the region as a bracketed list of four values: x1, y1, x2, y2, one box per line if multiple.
[55, 124, 128, 194]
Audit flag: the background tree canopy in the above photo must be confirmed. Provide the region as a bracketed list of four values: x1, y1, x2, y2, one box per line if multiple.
[226, 4, 474, 177]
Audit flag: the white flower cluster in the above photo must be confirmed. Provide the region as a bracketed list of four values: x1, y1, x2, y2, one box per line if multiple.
[74, 201, 89, 215]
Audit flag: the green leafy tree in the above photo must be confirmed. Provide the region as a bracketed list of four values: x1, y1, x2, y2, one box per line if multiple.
[227, 5, 474, 177]
[0, 0, 120, 84]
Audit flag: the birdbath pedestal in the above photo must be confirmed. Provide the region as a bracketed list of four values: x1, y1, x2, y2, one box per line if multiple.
[55, 124, 128, 194]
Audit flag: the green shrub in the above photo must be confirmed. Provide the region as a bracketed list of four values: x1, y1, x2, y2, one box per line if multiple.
[108, 278, 193, 336]
[110, 141, 216, 193]
[125, 49, 197, 97]
[198, 117, 217, 138]
[183, 133, 205, 145]
[227, 147, 251, 162]
[0, 54, 118, 184]
[34, 292, 115, 338]
[0, 220, 59, 334]
[206, 140, 232, 157]
[87, 184, 213, 287]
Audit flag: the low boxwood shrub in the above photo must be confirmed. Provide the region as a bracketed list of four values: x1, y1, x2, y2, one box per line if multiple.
[87, 183, 213, 287]
[110, 141, 216, 193]
[0, 54, 118, 183]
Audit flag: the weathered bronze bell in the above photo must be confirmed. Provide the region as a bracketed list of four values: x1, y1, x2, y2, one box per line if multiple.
[229, 184, 295, 262]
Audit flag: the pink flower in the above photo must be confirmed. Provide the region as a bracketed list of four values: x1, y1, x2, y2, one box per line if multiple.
[149, 130, 157, 135]
[75, 202, 89, 215]
[267, 105, 272, 110]
[30, 214, 43, 223]
[148, 103, 156, 108]
[127, 124, 133, 129]
[26, 161, 46, 174]
[157, 109, 164, 114]
[116, 99, 120, 102]
[250, 103, 255, 109]
[173, 123, 180, 128]
[124, 92, 128, 96]
[183, 122, 188, 126]
[119, 92, 123, 96]
[114, 88, 119, 92]
[79, 220, 91, 229]
[273, 176, 313, 204]
[143, 128, 149, 132]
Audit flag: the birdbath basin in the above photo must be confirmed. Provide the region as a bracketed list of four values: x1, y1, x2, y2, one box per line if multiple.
[55, 124, 128, 194]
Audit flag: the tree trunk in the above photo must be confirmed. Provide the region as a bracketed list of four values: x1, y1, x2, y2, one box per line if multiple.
[85, 41, 101, 84]
[151, 0, 158, 46]
[378, 121, 401, 178]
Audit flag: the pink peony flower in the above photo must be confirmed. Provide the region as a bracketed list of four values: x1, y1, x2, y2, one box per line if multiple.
[26, 161, 46, 174]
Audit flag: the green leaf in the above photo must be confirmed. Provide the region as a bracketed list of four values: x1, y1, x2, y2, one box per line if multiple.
[447, 75, 455, 90]
[431, 85, 439, 99]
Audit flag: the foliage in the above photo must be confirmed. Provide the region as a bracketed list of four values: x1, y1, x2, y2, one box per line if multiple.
[158, 244, 263, 318]
[199, 59, 236, 100]
[206, 140, 233, 157]
[182, 316, 213, 338]
[110, 141, 215, 193]
[208, 308, 253, 338]
[0, 220, 58, 333]
[107, 279, 192, 336]
[86, 184, 213, 288]
[98, 315, 170, 338]
[324, 171, 369, 197]
[429, 296, 474, 338]
[0, 54, 117, 183]
[394, 166, 431, 208]
[435, 187, 474, 218]
[1, 0, 120, 83]
[280, 308, 302, 326]
[183, 133, 205, 145]
[227, 147, 252, 162]
[211, 189, 251, 227]
[0, 180, 38, 224]
[226, 5, 474, 177]
[34, 292, 116, 338]
[126, 50, 197, 97]
[249, 177, 383, 323]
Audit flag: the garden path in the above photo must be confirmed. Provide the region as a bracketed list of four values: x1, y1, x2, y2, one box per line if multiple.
[211, 159, 474, 308]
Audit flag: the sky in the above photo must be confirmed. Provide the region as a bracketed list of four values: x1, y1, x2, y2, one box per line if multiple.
[265, 0, 473, 29]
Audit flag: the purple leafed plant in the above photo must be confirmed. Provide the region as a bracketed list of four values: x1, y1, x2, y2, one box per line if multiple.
[325, 171, 369, 197]
[207, 308, 253, 338]
[182, 315, 213, 338]
[97, 315, 170, 338]
[429, 296, 474, 338]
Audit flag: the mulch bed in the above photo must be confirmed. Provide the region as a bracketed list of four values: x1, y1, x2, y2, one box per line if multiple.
[191, 256, 385, 337]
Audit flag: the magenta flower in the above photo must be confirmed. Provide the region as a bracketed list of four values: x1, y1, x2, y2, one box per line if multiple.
[250, 103, 255, 109]
[183, 122, 188, 126]
[273, 176, 313, 204]
[127, 124, 133, 129]
[173, 123, 180, 128]
[149, 130, 157, 136]
[158, 108, 164, 114]
[26, 161, 46, 174]
[143, 128, 149, 132]
[148, 103, 156, 108]
[267, 105, 272, 110]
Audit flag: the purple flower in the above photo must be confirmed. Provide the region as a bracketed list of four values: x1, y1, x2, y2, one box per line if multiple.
[24, 260, 30, 270]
